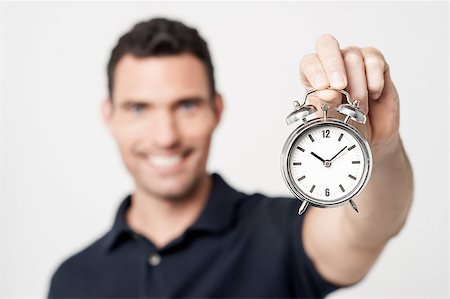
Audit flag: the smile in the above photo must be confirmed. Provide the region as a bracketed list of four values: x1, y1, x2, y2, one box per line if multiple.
[145, 150, 192, 171]
[148, 154, 183, 167]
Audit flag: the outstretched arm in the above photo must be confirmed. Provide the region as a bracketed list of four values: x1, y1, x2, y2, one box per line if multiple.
[300, 34, 413, 286]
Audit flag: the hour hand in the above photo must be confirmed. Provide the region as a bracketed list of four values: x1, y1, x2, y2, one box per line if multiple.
[310, 151, 325, 163]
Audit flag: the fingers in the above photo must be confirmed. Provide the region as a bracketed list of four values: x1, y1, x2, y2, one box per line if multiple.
[300, 35, 389, 116]
[342, 47, 368, 114]
[361, 47, 388, 100]
[316, 34, 347, 89]
[300, 34, 348, 90]
[300, 53, 328, 89]
[300, 35, 347, 108]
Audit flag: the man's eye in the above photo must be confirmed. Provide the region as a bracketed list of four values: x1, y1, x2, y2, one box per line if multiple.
[180, 101, 198, 110]
[130, 104, 145, 114]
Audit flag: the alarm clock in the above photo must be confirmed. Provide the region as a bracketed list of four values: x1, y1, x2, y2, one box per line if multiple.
[281, 88, 372, 215]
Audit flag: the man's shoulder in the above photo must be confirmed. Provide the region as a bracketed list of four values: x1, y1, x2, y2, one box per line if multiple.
[242, 191, 299, 213]
[48, 232, 109, 297]
[213, 173, 301, 225]
[237, 191, 302, 230]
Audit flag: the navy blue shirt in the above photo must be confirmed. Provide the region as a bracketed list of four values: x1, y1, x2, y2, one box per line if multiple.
[48, 173, 340, 298]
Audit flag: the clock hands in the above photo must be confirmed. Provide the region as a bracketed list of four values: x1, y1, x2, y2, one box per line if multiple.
[329, 146, 348, 163]
[310, 151, 326, 163]
[309, 145, 348, 168]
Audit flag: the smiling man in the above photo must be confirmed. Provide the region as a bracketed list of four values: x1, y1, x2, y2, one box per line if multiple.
[48, 18, 413, 298]
[106, 52, 221, 248]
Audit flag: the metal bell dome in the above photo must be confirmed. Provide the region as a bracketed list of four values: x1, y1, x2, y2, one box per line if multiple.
[336, 102, 367, 124]
[286, 102, 317, 125]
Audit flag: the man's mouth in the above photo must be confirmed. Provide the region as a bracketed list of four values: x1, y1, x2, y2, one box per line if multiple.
[148, 154, 183, 167]
[145, 150, 192, 171]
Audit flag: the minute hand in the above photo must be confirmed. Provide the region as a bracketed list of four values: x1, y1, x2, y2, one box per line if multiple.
[329, 146, 348, 163]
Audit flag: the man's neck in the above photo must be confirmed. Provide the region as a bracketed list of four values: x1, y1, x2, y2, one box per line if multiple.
[126, 174, 212, 249]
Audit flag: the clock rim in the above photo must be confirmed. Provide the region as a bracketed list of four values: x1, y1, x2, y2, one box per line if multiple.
[280, 118, 372, 208]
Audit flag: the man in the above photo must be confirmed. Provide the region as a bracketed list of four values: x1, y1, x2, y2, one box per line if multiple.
[48, 18, 413, 298]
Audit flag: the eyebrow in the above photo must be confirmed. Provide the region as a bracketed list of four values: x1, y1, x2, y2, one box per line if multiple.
[176, 97, 207, 106]
[118, 96, 208, 109]
[118, 99, 148, 110]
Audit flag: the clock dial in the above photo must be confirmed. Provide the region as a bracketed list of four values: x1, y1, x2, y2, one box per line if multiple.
[287, 123, 368, 204]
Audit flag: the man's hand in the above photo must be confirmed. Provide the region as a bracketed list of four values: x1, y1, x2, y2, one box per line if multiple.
[300, 34, 413, 286]
[300, 34, 400, 162]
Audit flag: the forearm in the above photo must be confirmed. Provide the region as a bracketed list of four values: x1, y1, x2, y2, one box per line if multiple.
[300, 36, 415, 285]
[341, 136, 414, 249]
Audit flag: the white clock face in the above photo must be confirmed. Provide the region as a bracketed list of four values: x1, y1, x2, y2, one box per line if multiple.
[287, 122, 369, 204]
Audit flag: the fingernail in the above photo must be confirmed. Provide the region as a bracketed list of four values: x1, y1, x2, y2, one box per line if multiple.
[314, 75, 328, 88]
[330, 71, 345, 88]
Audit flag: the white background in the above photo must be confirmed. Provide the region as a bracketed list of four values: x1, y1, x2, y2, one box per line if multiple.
[0, 2, 448, 298]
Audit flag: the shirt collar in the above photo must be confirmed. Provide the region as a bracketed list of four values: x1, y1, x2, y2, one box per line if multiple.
[102, 194, 133, 252]
[102, 173, 245, 253]
[186, 172, 245, 233]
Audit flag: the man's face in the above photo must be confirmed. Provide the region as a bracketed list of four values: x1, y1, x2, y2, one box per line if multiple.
[103, 53, 223, 201]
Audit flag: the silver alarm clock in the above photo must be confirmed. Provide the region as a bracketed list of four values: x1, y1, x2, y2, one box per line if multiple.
[281, 88, 372, 215]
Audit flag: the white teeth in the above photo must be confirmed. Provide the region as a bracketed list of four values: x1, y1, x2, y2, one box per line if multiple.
[148, 155, 183, 167]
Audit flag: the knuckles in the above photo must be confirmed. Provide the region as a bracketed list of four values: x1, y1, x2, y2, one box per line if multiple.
[300, 39, 389, 94]
[300, 53, 322, 76]
[300, 53, 318, 66]
[362, 47, 387, 67]
[363, 46, 383, 57]
[342, 47, 364, 66]
[364, 54, 386, 71]
[343, 45, 361, 53]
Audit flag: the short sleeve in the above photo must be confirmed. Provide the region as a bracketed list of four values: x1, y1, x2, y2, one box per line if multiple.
[289, 210, 342, 298]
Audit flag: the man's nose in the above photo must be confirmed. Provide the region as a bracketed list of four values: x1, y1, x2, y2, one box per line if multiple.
[150, 111, 181, 149]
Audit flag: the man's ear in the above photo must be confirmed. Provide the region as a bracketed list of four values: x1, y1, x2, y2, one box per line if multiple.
[101, 98, 115, 136]
[212, 93, 224, 127]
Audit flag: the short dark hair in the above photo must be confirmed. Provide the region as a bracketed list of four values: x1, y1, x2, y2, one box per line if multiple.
[107, 17, 216, 98]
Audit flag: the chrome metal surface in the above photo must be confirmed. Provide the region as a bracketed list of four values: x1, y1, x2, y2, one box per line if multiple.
[299, 88, 353, 106]
[298, 200, 309, 215]
[336, 103, 367, 124]
[349, 199, 359, 213]
[322, 103, 328, 121]
[286, 104, 317, 125]
[280, 118, 372, 209]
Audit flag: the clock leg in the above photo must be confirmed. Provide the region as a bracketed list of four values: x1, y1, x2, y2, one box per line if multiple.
[349, 199, 359, 213]
[298, 200, 309, 215]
